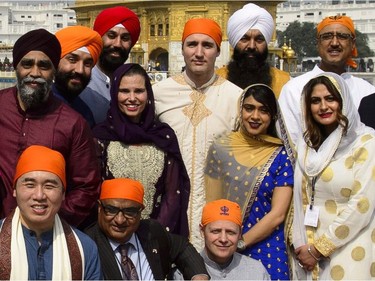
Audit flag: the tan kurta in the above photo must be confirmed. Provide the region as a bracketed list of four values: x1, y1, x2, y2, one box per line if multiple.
[153, 73, 242, 250]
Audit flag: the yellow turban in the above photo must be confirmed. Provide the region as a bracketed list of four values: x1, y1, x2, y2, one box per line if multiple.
[182, 18, 222, 47]
[201, 199, 242, 226]
[55, 26, 103, 65]
[13, 145, 66, 189]
[100, 178, 144, 207]
[317, 15, 357, 68]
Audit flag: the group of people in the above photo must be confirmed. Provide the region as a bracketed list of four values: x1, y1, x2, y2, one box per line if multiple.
[1, 2, 375, 281]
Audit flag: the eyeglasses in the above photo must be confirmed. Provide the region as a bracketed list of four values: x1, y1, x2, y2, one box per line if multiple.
[318, 32, 353, 42]
[99, 201, 142, 219]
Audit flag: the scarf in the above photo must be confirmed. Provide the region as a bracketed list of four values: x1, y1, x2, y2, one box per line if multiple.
[93, 63, 183, 163]
[292, 72, 375, 280]
[0, 208, 84, 280]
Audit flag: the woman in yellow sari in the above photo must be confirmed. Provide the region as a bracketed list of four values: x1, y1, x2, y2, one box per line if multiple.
[205, 84, 293, 280]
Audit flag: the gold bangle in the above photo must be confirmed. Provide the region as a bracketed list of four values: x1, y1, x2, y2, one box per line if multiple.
[308, 245, 320, 261]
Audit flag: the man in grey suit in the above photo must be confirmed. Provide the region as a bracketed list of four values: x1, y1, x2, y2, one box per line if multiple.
[86, 178, 209, 280]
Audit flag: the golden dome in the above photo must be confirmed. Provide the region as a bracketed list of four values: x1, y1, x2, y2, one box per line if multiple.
[286, 39, 296, 58]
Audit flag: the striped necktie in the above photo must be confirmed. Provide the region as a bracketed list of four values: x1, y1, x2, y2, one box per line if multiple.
[119, 244, 139, 280]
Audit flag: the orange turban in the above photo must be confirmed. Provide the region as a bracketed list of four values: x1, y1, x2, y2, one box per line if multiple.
[201, 199, 242, 226]
[317, 15, 358, 68]
[55, 26, 103, 65]
[100, 178, 144, 207]
[182, 18, 222, 47]
[13, 145, 66, 189]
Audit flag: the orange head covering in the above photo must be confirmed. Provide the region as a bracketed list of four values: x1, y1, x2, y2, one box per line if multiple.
[182, 18, 222, 48]
[317, 15, 358, 68]
[13, 145, 66, 189]
[55, 26, 103, 65]
[100, 178, 144, 207]
[201, 199, 242, 226]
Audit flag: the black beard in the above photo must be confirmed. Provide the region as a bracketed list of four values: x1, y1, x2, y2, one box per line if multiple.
[55, 70, 90, 101]
[16, 75, 51, 110]
[99, 46, 129, 74]
[227, 48, 272, 89]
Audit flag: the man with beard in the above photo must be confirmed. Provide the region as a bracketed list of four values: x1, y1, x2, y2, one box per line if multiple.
[217, 3, 290, 98]
[54, 25, 103, 128]
[79, 6, 141, 125]
[0, 29, 100, 229]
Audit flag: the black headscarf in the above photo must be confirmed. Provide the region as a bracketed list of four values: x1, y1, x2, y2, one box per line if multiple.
[93, 63, 184, 165]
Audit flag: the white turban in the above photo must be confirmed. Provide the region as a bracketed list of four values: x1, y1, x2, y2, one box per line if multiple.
[227, 3, 274, 48]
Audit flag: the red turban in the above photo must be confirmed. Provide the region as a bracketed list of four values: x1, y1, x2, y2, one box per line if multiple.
[55, 26, 103, 65]
[13, 145, 66, 189]
[93, 6, 140, 47]
[100, 178, 144, 207]
[201, 199, 242, 226]
[13, 29, 61, 70]
[317, 15, 357, 68]
[182, 18, 222, 47]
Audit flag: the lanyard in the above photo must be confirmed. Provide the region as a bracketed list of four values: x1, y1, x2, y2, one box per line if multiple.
[310, 176, 317, 210]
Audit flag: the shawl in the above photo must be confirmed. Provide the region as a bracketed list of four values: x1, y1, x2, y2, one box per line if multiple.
[0, 208, 84, 280]
[292, 72, 375, 279]
[93, 63, 183, 162]
[206, 84, 291, 216]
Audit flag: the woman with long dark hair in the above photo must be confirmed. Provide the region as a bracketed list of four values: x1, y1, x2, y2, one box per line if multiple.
[93, 63, 190, 236]
[205, 84, 294, 280]
[291, 73, 375, 280]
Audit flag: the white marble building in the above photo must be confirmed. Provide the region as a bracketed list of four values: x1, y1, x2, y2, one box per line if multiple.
[0, 1, 76, 64]
[276, 0, 375, 52]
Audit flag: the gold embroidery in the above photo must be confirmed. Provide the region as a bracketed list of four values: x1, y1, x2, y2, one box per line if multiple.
[315, 234, 336, 256]
[182, 90, 212, 127]
[107, 142, 165, 219]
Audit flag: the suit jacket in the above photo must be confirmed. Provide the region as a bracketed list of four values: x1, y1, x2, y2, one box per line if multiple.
[359, 93, 375, 129]
[86, 219, 208, 280]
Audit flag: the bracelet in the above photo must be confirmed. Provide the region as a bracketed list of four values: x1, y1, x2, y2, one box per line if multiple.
[308, 245, 321, 261]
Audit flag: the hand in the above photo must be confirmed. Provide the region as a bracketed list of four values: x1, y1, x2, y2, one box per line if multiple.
[295, 244, 319, 271]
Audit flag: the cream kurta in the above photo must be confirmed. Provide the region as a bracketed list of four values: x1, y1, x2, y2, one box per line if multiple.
[291, 72, 375, 280]
[153, 72, 242, 250]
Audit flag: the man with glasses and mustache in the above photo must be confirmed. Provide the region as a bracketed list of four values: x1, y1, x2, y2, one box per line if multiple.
[279, 15, 375, 146]
[0, 29, 100, 230]
[216, 3, 290, 98]
[79, 6, 141, 125]
[54, 25, 103, 128]
[86, 178, 209, 280]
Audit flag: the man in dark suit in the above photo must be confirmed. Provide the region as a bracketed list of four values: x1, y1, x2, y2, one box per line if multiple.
[359, 93, 375, 129]
[86, 178, 209, 280]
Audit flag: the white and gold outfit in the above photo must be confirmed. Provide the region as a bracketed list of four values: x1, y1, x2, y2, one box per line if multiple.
[291, 72, 375, 280]
[153, 72, 242, 249]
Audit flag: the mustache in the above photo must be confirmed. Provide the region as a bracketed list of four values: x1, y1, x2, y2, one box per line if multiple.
[22, 77, 48, 84]
[103, 46, 128, 57]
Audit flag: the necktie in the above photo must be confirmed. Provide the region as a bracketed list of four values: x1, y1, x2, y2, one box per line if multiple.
[119, 244, 139, 280]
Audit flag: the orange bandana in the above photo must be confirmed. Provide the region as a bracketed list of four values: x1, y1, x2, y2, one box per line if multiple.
[100, 178, 144, 207]
[13, 145, 66, 188]
[317, 15, 357, 68]
[55, 26, 103, 65]
[201, 199, 242, 226]
[182, 18, 222, 47]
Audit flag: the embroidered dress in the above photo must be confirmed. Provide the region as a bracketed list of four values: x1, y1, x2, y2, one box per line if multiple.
[291, 72, 375, 280]
[205, 130, 293, 280]
[94, 64, 190, 236]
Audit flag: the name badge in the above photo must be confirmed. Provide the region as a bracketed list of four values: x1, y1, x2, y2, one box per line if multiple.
[304, 206, 319, 227]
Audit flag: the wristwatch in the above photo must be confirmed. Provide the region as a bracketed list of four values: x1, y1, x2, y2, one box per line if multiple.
[237, 238, 246, 252]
